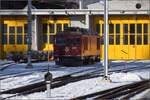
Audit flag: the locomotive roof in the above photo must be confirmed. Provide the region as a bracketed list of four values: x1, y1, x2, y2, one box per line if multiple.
[57, 27, 98, 36]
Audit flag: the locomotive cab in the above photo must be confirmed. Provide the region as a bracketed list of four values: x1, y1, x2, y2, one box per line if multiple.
[54, 27, 100, 66]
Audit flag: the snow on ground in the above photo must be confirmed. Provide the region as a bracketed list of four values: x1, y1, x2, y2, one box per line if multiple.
[8, 72, 142, 100]
[131, 89, 150, 100]
[110, 72, 141, 82]
[0, 60, 150, 99]
[0, 60, 13, 65]
[132, 70, 150, 80]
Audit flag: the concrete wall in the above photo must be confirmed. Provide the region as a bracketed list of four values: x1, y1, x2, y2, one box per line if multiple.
[70, 15, 90, 29]
[70, 15, 86, 28]
[86, 0, 150, 10]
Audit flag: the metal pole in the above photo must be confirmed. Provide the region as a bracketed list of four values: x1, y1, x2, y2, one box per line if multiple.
[104, 0, 108, 79]
[85, 14, 89, 29]
[26, 0, 32, 68]
[79, 0, 83, 9]
[46, 81, 51, 97]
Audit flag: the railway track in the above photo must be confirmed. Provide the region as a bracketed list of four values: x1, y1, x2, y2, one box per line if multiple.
[71, 80, 150, 100]
[1, 62, 150, 92]
[0, 62, 16, 71]
[1, 67, 102, 99]
[1, 61, 150, 99]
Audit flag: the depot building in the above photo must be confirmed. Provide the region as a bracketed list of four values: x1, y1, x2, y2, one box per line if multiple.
[0, 0, 150, 60]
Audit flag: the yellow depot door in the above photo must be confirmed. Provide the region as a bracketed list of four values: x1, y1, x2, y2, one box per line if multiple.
[94, 16, 150, 60]
[120, 18, 150, 60]
[41, 17, 70, 52]
[2, 17, 27, 56]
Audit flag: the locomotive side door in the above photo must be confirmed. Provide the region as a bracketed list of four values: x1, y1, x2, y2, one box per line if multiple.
[82, 37, 88, 55]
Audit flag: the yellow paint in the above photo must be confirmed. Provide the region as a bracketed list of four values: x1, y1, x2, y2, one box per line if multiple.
[43, 44, 54, 52]
[94, 16, 150, 60]
[0, 16, 27, 57]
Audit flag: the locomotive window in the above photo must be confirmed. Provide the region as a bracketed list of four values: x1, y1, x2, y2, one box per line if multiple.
[56, 38, 65, 45]
[67, 27, 78, 32]
[96, 24, 100, 34]
[57, 24, 62, 32]
[73, 38, 80, 45]
[49, 24, 55, 33]
[123, 24, 128, 45]
[43, 24, 47, 33]
[64, 24, 68, 31]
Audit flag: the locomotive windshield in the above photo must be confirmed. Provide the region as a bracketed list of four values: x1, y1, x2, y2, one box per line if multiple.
[67, 38, 80, 45]
[55, 37, 80, 45]
[55, 38, 65, 45]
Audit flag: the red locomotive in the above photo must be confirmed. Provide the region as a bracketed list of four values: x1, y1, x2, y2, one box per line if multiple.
[54, 27, 100, 66]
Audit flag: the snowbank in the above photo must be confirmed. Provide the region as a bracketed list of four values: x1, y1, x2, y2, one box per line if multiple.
[110, 72, 141, 83]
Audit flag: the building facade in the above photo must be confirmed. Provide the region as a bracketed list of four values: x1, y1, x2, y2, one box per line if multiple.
[0, 0, 150, 60]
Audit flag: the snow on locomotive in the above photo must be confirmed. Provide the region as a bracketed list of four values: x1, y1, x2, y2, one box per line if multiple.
[54, 27, 100, 66]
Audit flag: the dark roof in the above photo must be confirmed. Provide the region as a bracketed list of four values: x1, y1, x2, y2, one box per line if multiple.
[0, 1, 78, 9]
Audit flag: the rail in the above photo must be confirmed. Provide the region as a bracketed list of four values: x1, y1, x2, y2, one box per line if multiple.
[71, 80, 150, 100]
